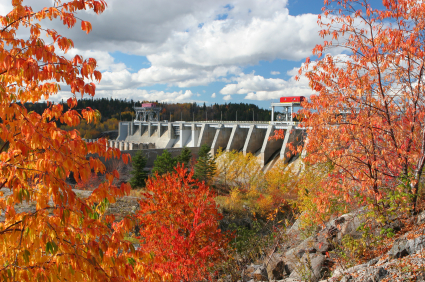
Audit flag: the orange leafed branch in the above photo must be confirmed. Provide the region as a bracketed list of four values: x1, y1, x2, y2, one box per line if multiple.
[0, 1, 142, 281]
[299, 0, 425, 217]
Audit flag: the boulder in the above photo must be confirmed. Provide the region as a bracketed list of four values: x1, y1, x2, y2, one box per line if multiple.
[265, 253, 290, 280]
[288, 253, 325, 282]
[244, 264, 262, 280]
[295, 233, 331, 256]
[418, 210, 425, 224]
[388, 235, 425, 259]
[252, 266, 267, 282]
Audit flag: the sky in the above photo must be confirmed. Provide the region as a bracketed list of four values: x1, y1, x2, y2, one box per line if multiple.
[1, 0, 336, 109]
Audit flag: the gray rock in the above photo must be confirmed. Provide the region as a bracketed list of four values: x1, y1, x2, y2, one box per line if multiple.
[340, 275, 352, 282]
[288, 253, 325, 282]
[265, 253, 290, 280]
[245, 264, 262, 280]
[418, 210, 425, 224]
[252, 266, 268, 282]
[365, 267, 388, 282]
[388, 235, 425, 259]
[366, 257, 380, 267]
[345, 263, 367, 274]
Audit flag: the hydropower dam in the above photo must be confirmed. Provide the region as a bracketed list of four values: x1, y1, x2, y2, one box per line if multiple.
[86, 98, 308, 168]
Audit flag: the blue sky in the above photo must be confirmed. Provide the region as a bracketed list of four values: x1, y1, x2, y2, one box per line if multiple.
[0, 0, 353, 109]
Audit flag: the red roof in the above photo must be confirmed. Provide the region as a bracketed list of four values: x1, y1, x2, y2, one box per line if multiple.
[142, 103, 156, 108]
[280, 96, 305, 103]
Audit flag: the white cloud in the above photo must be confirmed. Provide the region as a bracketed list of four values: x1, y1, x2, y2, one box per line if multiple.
[211, 93, 216, 98]
[4, 0, 337, 103]
[62, 49, 126, 73]
[271, 71, 280, 75]
[37, 0, 330, 90]
[223, 95, 232, 101]
[220, 66, 315, 100]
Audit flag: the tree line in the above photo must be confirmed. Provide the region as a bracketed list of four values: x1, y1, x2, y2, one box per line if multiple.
[24, 99, 272, 123]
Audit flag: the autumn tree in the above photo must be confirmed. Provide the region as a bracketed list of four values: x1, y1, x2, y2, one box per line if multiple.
[0, 1, 141, 281]
[135, 165, 229, 281]
[298, 0, 425, 217]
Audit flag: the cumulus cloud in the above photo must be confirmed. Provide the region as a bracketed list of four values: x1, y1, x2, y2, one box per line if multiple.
[220, 66, 314, 100]
[211, 93, 216, 98]
[3, 0, 337, 103]
[32, 0, 329, 90]
[62, 49, 126, 73]
[271, 71, 280, 75]
[223, 95, 232, 101]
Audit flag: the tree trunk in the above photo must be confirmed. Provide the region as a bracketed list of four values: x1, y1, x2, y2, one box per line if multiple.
[411, 127, 425, 214]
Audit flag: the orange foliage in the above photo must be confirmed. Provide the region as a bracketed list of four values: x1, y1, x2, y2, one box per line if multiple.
[297, 0, 425, 216]
[135, 165, 229, 281]
[0, 1, 139, 281]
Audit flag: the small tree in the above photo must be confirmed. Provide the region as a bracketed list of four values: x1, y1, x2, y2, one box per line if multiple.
[130, 151, 148, 188]
[136, 165, 229, 281]
[152, 149, 177, 175]
[194, 144, 216, 184]
[176, 147, 192, 168]
[296, 0, 425, 216]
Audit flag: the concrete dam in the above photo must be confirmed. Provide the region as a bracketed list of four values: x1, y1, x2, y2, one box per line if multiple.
[85, 98, 308, 168]
[111, 120, 305, 167]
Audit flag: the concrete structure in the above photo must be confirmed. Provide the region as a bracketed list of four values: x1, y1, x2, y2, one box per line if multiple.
[113, 120, 305, 166]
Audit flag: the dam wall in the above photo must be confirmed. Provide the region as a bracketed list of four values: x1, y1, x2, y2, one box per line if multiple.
[92, 121, 306, 167]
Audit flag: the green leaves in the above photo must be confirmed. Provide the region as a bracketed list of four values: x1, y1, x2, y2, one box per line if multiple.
[152, 149, 177, 176]
[22, 250, 30, 263]
[130, 150, 148, 188]
[45, 241, 58, 255]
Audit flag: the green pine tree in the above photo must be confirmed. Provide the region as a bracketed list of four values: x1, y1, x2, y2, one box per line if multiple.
[194, 144, 216, 184]
[176, 147, 192, 168]
[152, 149, 177, 175]
[129, 151, 148, 188]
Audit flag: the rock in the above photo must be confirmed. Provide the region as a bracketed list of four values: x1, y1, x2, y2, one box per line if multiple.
[265, 253, 289, 280]
[288, 253, 325, 282]
[418, 210, 425, 224]
[364, 267, 388, 282]
[334, 213, 364, 241]
[288, 233, 330, 260]
[245, 264, 261, 280]
[252, 266, 268, 282]
[340, 275, 352, 282]
[366, 257, 380, 267]
[388, 235, 425, 259]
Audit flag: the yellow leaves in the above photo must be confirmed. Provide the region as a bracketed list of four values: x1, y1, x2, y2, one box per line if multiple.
[0, 1, 146, 281]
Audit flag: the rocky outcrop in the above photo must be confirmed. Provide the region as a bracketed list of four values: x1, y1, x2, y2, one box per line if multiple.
[241, 210, 425, 282]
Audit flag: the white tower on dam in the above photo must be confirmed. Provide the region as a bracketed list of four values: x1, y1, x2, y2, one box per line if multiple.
[113, 98, 306, 167]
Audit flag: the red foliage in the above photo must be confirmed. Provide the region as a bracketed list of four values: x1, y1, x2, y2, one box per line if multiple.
[136, 165, 229, 281]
